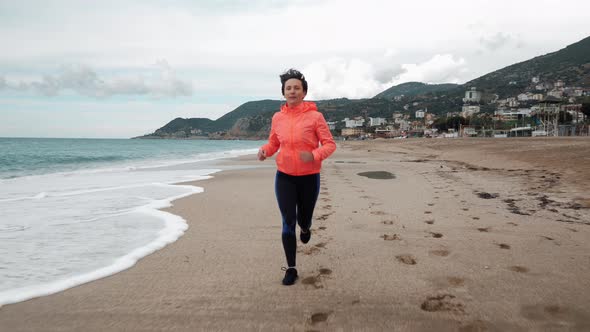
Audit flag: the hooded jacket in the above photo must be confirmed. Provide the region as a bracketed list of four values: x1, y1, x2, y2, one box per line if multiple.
[261, 101, 336, 176]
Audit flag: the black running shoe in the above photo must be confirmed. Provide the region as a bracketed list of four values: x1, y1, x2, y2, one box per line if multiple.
[282, 267, 298, 286]
[300, 229, 311, 244]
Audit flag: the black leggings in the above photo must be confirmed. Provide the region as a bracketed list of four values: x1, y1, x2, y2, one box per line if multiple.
[275, 171, 320, 268]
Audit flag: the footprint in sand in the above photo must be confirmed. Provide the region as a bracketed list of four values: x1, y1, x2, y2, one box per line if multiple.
[301, 247, 321, 255]
[477, 227, 490, 232]
[425, 219, 435, 225]
[310, 312, 331, 325]
[302, 276, 322, 289]
[472, 217, 480, 220]
[318, 226, 327, 230]
[420, 294, 465, 313]
[427, 203, 435, 206]
[315, 212, 333, 221]
[430, 250, 450, 257]
[319, 268, 332, 275]
[497, 243, 511, 249]
[507, 222, 518, 226]
[430, 232, 443, 238]
[424, 211, 432, 214]
[447, 277, 465, 287]
[508, 266, 529, 273]
[371, 211, 386, 216]
[382, 220, 394, 225]
[396, 254, 417, 265]
[381, 234, 401, 241]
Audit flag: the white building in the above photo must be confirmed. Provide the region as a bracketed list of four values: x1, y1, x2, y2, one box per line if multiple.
[461, 105, 480, 117]
[369, 117, 387, 127]
[342, 117, 365, 128]
[326, 121, 337, 130]
[547, 89, 563, 99]
[494, 108, 531, 121]
[555, 80, 565, 88]
[463, 87, 482, 103]
[415, 110, 425, 119]
[532, 76, 540, 84]
[517, 93, 534, 102]
[507, 98, 520, 108]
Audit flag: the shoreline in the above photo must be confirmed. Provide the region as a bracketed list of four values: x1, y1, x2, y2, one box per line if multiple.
[1, 137, 589, 330]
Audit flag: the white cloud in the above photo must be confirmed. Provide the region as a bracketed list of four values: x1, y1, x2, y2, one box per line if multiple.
[302, 54, 468, 99]
[394, 55, 468, 85]
[479, 32, 517, 51]
[303, 58, 382, 100]
[1, 61, 192, 98]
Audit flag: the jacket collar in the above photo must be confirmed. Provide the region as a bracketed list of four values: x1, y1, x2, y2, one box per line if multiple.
[281, 101, 317, 114]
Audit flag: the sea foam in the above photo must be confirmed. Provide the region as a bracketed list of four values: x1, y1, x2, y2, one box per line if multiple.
[0, 143, 259, 306]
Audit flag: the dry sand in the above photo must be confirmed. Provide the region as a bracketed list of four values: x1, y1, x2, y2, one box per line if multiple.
[1, 137, 589, 331]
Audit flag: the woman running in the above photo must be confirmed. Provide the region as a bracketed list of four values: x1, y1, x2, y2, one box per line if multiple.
[258, 69, 336, 285]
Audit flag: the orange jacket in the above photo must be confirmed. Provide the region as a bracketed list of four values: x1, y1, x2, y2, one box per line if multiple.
[261, 101, 336, 176]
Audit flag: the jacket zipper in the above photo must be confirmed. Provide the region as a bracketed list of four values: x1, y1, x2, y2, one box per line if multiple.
[290, 112, 298, 175]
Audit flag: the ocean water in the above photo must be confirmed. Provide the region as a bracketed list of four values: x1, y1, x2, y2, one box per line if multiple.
[0, 137, 263, 306]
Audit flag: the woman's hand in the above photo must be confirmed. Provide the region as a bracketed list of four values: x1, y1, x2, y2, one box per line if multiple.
[257, 148, 267, 161]
[299, 151, 314, 163]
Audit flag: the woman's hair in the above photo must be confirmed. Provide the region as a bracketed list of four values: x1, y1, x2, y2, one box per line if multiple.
[280, 68, 308, 95]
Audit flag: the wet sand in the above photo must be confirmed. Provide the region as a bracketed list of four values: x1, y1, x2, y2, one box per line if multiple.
[1, 137, 589, 331]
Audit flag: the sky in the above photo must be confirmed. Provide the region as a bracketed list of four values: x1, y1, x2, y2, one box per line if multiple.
[1, 0, 589, 138]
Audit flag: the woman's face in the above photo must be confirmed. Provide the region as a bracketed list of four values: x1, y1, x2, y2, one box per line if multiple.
[283, 78, 306, 107]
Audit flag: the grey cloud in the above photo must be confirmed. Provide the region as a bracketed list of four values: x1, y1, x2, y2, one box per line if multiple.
[374, 65, 406, 84]
[0, 76, 6, 89]
[479, 32, 513, 51]
[2, 62, 192, 98]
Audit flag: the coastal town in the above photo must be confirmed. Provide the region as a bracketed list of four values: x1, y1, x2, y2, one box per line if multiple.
[337, 77, 590, 139]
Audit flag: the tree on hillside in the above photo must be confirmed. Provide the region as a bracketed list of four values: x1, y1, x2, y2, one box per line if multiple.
[432, 116, 467, 131]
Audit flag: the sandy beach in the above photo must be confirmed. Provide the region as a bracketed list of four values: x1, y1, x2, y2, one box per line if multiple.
[1, 137, 589, 331]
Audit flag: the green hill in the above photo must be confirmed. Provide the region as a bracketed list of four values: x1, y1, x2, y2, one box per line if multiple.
[138, 35, 590, 138]
[464, 35, 590, 97]
[374, 82, 459, 99]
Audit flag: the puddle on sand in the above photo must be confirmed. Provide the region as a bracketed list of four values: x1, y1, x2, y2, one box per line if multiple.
[357, 171, 396, 179]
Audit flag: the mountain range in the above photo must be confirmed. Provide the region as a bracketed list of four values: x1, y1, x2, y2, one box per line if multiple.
[137, 35, 590, 139]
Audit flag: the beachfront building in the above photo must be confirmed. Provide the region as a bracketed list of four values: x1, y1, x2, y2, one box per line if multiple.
[494, 108, 532, 121]
[415, 110, 425, 119]
[532, 76, 540, 83]
[461, 105, 480, 118]
[395, 119, 411, 131]
[369, 117, 387, 127]
[342, 117, 365, 128]
[341, 128, 365, 137]
[326, 121, 337, 130]
[462, 126, 477, 137]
